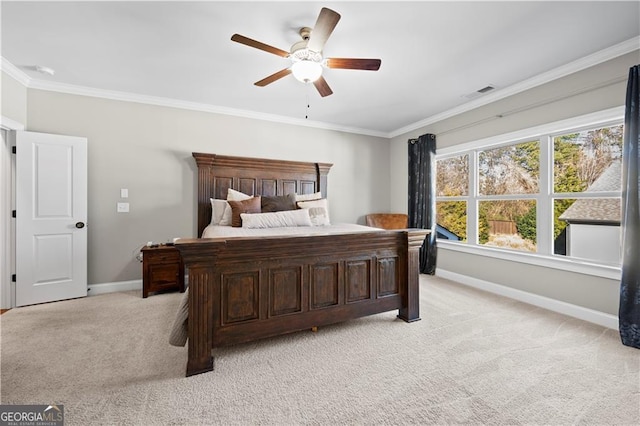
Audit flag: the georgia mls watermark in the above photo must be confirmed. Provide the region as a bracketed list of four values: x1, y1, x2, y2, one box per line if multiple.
[0, 405, 63, 426]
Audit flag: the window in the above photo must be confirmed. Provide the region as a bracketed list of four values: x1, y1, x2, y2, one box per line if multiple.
[435, 108, 624, 269]
[436, 155, 468, 241]
[477, 141, 539, 251]
[552, 125, 623, 263]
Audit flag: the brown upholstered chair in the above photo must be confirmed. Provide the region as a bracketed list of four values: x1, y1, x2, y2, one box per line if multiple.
[365, 213, 409, 230]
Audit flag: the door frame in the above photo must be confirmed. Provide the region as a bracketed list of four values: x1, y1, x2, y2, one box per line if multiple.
[1, 115, 25, 309]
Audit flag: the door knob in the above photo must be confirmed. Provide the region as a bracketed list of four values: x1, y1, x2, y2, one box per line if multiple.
[75, 222, 85, 229]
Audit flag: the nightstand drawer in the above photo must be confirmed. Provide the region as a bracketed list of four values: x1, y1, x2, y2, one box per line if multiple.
[148, 262, 180, 286]
[141, 245, 185, 298]
[146, 250, 180, 263]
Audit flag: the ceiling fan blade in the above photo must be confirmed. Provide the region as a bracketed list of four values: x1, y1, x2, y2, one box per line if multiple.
[231, 34, 290, 58]
[326, 58, 381, 71]
[313, 76, 333, 97]
[254, 68, 292, 87]
[306, 8, 341, 53]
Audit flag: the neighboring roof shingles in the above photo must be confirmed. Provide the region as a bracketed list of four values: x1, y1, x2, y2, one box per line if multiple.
[559, 161, 621, 224]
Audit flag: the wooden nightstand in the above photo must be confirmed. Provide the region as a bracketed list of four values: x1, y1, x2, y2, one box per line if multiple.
[141, 245, 185, 298]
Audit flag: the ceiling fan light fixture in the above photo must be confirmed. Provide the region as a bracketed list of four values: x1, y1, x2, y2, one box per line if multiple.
[291, 60, 323, 83]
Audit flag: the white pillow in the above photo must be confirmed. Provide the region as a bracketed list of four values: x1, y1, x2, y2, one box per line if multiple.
[297, 198, 330, 226]
[219, 203, 232, 226]
[209, 199, 229, 226]
[307, 207, 330, 226]
[241, 209, 312, 229]
[217, 189, 253, 226]
[295, 192, 322, 202]
[227, 188, 253, 201]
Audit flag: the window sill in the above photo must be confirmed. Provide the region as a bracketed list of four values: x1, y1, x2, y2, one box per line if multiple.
[437, 240, 621, 280]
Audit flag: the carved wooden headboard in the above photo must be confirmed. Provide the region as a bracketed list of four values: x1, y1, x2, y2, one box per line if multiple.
[192, 152, 333, 237]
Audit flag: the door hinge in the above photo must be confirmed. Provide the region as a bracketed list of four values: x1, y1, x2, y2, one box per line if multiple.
[11, 146, 16, 154]
[11, 274, 16, 282]
[12, 210, 16, 218]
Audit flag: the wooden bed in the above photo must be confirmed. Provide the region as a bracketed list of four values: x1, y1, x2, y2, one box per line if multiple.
[175, 152, 428, 377]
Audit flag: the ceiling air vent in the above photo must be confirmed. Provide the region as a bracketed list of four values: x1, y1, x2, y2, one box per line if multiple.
[463, 84, 497, 99]
[477, 85, 495, 93]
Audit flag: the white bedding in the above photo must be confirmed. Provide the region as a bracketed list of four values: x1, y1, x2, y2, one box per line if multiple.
[201, 223, 382, 238]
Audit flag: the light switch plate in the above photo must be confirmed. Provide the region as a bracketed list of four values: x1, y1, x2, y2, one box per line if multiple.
[117, 202, 129, 213]
[120, 188, 128, 198]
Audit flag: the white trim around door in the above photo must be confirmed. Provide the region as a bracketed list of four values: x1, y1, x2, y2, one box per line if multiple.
[1, 115, 25, 309]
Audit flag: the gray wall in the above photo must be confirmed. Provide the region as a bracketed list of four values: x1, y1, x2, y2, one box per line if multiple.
[6, 49, 637, 315]
[25, 90, 390, 284]
[388, 51, 639, 316]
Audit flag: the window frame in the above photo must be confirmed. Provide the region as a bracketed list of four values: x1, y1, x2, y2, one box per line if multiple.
[435, 106, 624, 280]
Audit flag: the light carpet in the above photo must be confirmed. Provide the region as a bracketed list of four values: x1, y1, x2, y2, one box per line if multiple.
[1, 275, 638, 425]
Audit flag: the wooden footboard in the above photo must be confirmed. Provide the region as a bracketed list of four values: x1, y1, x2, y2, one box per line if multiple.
[176, 229, 428, 377]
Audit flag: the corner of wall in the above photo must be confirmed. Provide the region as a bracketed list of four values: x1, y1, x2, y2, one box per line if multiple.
[1, 70, 28, 127]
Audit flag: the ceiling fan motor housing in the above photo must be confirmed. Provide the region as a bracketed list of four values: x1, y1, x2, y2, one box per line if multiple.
[290, 27, 323, 64]
[299, 27, 312, 41]
[290, 47, 323, 64]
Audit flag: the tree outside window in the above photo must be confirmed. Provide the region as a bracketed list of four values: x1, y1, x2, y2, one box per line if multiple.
[478, 141, 539, 251]
[436, 155, 468, 241]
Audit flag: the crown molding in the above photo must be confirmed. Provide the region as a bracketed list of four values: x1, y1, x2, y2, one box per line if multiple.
[2, 36, 638, 139]
[0, 115, 25, 131]
[1, 58, 31, 86]
[388, 36, 640, 139]
[1, 60, 387, 138]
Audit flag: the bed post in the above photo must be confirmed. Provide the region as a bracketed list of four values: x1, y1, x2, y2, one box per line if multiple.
[316, 162, 332, 198]
[398, 229, 429, 322]
[175, 239, 224, 376]
[192, 153, 216, 238]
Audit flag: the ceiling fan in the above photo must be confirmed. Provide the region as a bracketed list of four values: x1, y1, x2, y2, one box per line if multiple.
[231, 7, 381, 97]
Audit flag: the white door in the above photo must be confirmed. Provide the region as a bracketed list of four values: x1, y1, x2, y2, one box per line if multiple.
[16, 131, 87, 306]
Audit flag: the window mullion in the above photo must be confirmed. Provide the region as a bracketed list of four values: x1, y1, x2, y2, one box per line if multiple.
[537, 135, 552, 255]
[468, 151, 479, 245]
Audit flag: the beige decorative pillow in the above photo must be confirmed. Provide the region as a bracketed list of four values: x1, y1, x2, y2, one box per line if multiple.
[307, 207, 330, 226]
[228, 196, 261, 227]
[219, 203, 232, 226]
[297, 198, 330, 226]
[227, 188, 253, 201]
[209, 198, 229, 226]
[295, 192, 322, 202]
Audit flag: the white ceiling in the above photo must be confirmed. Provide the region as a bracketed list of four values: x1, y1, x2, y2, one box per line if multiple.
[2, 1, 639, 137]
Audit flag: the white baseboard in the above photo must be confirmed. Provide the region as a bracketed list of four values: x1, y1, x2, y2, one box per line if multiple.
[92, 272, 619, 330]
[88, 280, 142, 296]
[436, 269, 619, 331]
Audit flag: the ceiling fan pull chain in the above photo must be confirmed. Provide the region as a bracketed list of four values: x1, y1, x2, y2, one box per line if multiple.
[305, 84, 311, 119]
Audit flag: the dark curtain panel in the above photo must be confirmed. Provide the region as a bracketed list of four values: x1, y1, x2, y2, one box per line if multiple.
[408, 134, 437, 274]
[619, 64, 640, 349]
